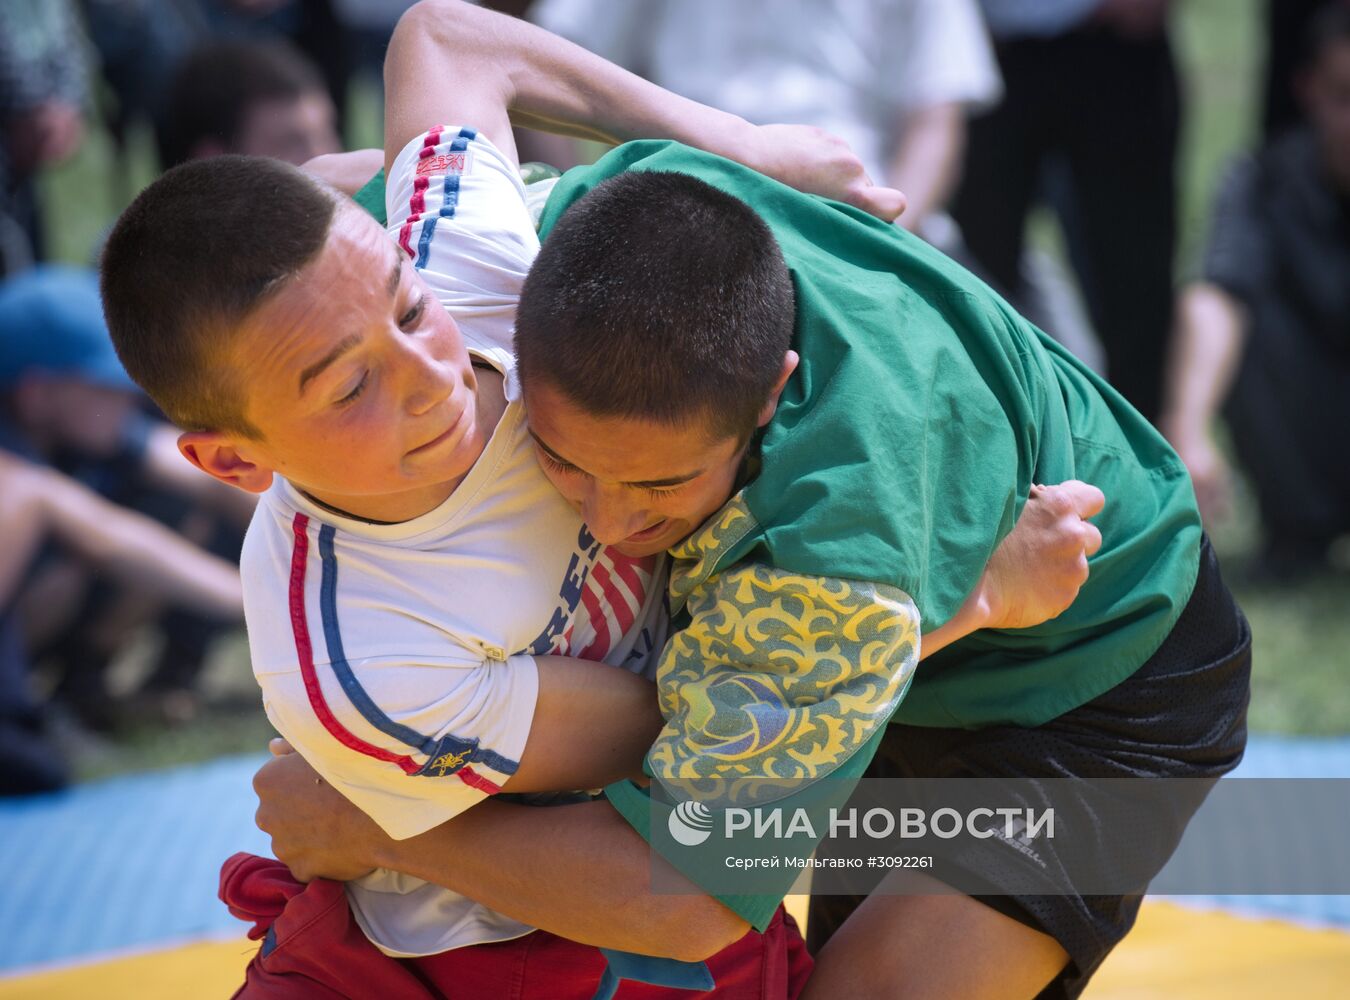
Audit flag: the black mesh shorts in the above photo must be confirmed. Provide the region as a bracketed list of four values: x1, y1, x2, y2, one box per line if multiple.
[807, 537, 1252, 999]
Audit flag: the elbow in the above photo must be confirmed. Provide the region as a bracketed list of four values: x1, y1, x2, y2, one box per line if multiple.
[642, 896, 751, 963]
[395, 0, 477, 50]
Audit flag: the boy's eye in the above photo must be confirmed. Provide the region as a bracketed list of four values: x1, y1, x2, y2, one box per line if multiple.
[539, 451, 582, 476]
[538, 447, 683, 498]
[335, 372, 369, 406]
[399, 295, 427, 329]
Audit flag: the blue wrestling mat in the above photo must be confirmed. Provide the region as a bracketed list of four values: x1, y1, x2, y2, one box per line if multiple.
[1, 738, 1347, 975]
[0, 755, 269, 972]
[1164, 734, 1350, 929]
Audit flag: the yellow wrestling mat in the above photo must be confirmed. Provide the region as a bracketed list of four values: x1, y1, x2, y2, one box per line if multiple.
[3, 900, 1347, 999]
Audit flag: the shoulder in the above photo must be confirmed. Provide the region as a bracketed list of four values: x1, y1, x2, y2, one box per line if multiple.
[386, 126, 530, 229]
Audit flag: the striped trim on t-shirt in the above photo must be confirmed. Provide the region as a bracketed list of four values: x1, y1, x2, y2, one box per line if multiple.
[396, 126, 478, 269]
[286, 512, 516, 793]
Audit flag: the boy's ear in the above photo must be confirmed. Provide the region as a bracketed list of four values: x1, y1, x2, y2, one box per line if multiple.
[756, 350, 801, 428]
[178, 430, 274, 493]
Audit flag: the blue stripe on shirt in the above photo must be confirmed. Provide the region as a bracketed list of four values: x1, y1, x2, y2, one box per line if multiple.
[314, 523, 520, 776]
[414, 127, 478, 270]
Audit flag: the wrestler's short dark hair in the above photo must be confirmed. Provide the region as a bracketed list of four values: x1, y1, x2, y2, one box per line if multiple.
[514, 170, 795, 441]
[100, 155, 338, 436]
[158, 38, 327, 169]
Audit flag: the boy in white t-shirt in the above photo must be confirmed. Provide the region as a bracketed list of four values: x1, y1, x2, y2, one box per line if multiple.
[236, 126, 678, 960]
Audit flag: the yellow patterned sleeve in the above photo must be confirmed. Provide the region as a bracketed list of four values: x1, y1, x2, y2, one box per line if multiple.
[648, 563, 920, 806]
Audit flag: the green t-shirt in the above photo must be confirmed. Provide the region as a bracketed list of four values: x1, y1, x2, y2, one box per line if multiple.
[537, 141, 1202, 730]
[353, 168, 387, 224]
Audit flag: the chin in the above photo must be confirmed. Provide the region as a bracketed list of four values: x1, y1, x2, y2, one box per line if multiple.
[612, 537, 673, 559]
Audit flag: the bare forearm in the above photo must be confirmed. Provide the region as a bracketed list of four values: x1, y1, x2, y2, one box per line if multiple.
[302, 148, 386, 196]
[41, 471, 244, 620]
[886, 103, 964, 232]
[400, 0, 756, 157]
[919, 583, 989, 659]
[1160, 282, 1247, 441]
[507, 658, 662, 792]
[387, 1, 904, 219]
[922, 481, 1106, 651]
[378, 798, 744, 960]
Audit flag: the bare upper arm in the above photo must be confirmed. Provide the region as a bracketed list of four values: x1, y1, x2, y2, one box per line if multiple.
[383, 0, 519, 177]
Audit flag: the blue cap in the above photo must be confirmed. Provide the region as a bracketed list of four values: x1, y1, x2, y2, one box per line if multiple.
[0, 266, 136, 391]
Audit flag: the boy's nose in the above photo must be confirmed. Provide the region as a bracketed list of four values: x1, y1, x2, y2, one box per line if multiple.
[581, 487, 649, 546]
[402, 348, 453, 416]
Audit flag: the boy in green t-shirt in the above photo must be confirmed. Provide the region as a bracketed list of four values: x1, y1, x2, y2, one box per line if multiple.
[502, 148, 1250, 998]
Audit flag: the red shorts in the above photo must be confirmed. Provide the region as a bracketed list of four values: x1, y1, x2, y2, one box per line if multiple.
[220, 853, 812, 1000]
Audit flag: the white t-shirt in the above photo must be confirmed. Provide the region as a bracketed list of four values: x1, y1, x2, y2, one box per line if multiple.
[532, 0, 1002, 183]
[242, 126, 669, 956]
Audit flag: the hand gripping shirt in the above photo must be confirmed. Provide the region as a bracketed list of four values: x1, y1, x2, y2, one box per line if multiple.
[534, 142, 1201, 928]
[242, 128, 668, 957]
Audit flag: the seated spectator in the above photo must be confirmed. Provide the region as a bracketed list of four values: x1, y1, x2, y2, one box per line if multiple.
[157, 37, 342, 169]
[0, 267, 252, 730]
[1161, 3, 1350, 578]
[0, 448, 244, 795]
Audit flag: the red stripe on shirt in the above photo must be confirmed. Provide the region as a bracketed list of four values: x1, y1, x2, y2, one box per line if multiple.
[456, 766, 501, 795]
[607, 551, 651, 606]
[398, 128, 442, 257]
[287, 513, 421, 775]
[576, 583, 612, 661]
[591, 562, 636, 637]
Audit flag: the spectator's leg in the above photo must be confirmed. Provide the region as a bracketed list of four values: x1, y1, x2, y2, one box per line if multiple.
[1061, 29, 1180, 423]
[1225, 336, 1350, 572]
[0, 609, 68, 795]
[950, 39, 1046, 302]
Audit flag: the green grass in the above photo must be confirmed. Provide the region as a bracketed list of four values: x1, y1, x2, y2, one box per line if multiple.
[71, 709, 278, 782]
[35, 0, 1347, 784]
[1238, 571, 1350, 734]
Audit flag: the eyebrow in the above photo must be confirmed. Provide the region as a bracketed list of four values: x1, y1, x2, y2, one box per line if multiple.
[528, 430, 704, 488]
[297, 256, 403, 396]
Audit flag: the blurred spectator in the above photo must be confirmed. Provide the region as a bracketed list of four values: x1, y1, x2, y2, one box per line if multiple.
[0, 267, 252, 731]
[953, 0, 1180, 421]
[0, 268, 141, 460]
[0, 0, 92, 274]
[81, 0, 352, 177]
[158, 38, 342, 168]
[1161, 4, 1350, 580]
[79, 0, 204, 178]
[527, 0, 1002, 237]
[0, 448, 245, 795]
[0, 268, 244, 792]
